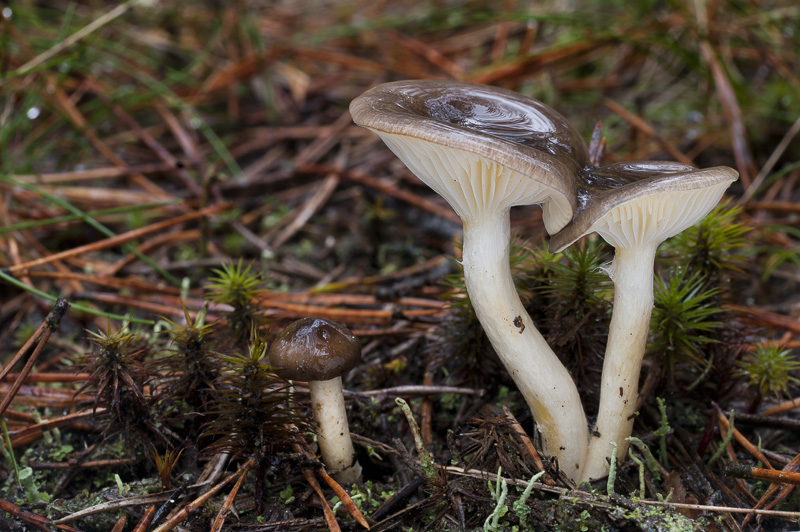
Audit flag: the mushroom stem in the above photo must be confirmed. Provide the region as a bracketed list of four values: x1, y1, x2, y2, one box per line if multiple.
[462, 211, 588, 480]
[581, 244, 658, 481]
[309, 377, 362, 484]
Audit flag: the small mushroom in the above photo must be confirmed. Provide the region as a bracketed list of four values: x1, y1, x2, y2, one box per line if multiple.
[268, 317, 363, 483]
[351, 80, 590, 479]
[550, 161, 738, 481]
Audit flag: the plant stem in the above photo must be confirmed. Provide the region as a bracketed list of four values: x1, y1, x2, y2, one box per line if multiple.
[462, 211, 588, 480]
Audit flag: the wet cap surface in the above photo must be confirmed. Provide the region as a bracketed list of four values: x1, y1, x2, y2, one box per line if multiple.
[350, 80, 589, 232]
[268, 318, 362, 381]
[350, 80, 589, 190]
[549, 162, 739, 252]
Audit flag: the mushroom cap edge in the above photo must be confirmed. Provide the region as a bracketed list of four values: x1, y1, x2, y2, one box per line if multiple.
[549, 163, 739, 252]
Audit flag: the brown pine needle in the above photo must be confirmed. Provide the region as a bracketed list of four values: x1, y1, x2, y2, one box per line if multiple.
[131, 505, 156, 532]
[715, 405, 773, 470]
[0, 299, 69, 419]
[8, 204, 228, 274]
[317, 467, 371, 529]
[210, 459, 255, 532]
[151, 457, 256, 532]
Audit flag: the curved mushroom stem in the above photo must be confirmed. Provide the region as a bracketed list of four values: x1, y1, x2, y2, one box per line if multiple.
[462, 211, 589, 480]
[309, 377, 362, 484]
[581, 244, 658, 482]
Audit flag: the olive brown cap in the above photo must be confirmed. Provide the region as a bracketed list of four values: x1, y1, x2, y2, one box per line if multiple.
[549, 162, 739, 252]
[268, 318, 361, 382]
[350, 80, 589, 233]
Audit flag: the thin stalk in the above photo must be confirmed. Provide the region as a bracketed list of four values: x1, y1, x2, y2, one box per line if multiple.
[582, 244, 657, 481]
[462, 211, 588, 480]
[309, 378, 361, 484]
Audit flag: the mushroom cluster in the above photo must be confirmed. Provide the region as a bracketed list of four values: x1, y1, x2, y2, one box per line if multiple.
[350, 80, 737, 482]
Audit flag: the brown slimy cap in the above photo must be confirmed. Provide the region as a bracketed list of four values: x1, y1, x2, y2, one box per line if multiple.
[350, 80, 589, 233]
[549, 162, 739, 252]
[268, 318, 361, 381]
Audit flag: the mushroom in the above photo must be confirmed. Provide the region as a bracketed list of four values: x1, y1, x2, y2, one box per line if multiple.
[268, 317, 363, 483]
[550, 161, 738, 481]
[351, 80, 591, 479]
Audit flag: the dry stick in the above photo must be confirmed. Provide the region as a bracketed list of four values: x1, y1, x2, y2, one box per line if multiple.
[299, 466, 342, 532]
[468, 39, 604, 85]
[603, 98, 694, 165]
[210, 459, 255, 532]
[740, 114, 800, 203]
[4, 22, 164, 196]
[28, 271, 183, 296]
[110, 514, 127, 532]
[714, 408, 753, 498]
[247, 113, 350, 250]
[291, 46, 385, 74]
[501, 406, 556, 486]
[150, 458, 256, 532]
[101, 229, 201, 277]
[762, 397, 800, 417]
[0, 498, 79, 532]
[49, 84, 168, 197]
[32, 184, 164, 206]
[10, 408, 106, 448]
[444, 466, 800, 520]
[155, 104, 208, 177]
[420, 365, 435, 446]
[344, 385, 482, 399]
[0, 201, 32, 289]
[699, 40, 756, 188]
[715, 405, 773, 469]
[0, 299, 69, 419]
[299, 163, 461, 225]
[745, 200, 800, 214]
[491, 16, 511, 64]
[30, 458, 133, 469]
[261, 300, 442, 323]
[317, 468, 371, 529]
[12, 1, 135, 77]
[729, 464, 800, 486]
[725, 304, 800, 335]
[131, 505, 156, 532]
[270, 173, 340, 248]
[741, 452, 800, 529]
[6, 203, 227, 274]
[53, 487, 187, 524]
[2, 220, 87, 294]
[295, 111, 353, 166]
[11, 162, 179, 184]
[87, 80, 202, 197]
[262, 288, 446, 308]
[70, 292, 205, 320]
[290, 432, 370, 529]
[385, 30, 464, 79]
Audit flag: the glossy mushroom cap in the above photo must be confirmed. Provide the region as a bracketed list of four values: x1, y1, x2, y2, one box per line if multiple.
[350, 80, 589, 233]
[549, 162, 739, 252]
[268, 318, 361, 382]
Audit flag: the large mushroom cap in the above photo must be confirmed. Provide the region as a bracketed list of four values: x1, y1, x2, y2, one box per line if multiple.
[350, 80, 589, 233]
[549, 162, 739, 252]
[268, 318, 361, 382]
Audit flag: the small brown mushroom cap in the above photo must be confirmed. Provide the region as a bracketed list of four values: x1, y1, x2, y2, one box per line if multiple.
[268, 318, 361, 381]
